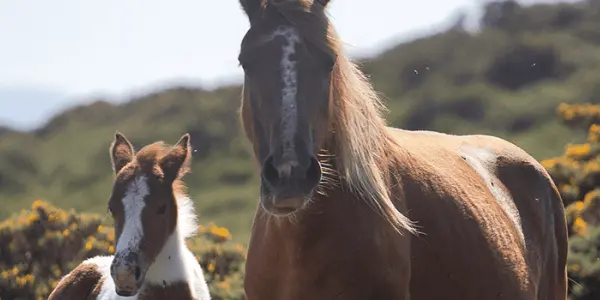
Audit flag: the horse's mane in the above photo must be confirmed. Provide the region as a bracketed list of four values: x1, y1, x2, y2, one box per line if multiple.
[134, 141, 199, 239]
[270, 0, 417, 234]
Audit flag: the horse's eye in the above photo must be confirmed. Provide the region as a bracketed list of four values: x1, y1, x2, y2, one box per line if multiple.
[107, 206, 114, 217]
[157, 204, 167, 215]
[324, 56, 336, 72]
[241, 63, 254, 75]
[239, 56, 256, 75]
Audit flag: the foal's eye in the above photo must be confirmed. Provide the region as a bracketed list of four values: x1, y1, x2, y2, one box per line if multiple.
[157, 204, 167, 215]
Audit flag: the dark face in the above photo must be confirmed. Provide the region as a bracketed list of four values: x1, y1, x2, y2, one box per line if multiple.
[106, 132, 190, 296]
[239, 3, 335, 215]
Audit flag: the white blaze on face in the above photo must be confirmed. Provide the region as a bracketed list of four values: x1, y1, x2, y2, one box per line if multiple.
[272, 26, 301, 176]
[115, 175, 150, 253]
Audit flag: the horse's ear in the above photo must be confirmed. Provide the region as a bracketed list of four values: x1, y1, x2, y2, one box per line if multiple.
[159, 133, 192, 183]
[110, 131, 135, 175]
[313, 0, 331, 7]
[239, 0, 264, 21]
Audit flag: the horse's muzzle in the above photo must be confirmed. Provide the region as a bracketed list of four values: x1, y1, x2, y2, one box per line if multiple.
[110, 251, 144, 296]
[260, 153, 322, 215]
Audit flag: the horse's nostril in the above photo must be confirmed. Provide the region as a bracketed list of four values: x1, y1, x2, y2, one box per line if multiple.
[134, 266, 141, 281]
[305, 156, 322, 187]
[261, 155, 281, 187]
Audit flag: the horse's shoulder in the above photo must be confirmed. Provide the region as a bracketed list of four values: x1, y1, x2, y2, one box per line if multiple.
[47, 256, 111, 300]
[458, 134, 549, 179]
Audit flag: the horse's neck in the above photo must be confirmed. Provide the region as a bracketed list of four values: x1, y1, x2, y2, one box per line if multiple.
[254, 188, 386, 253]
[247, 189, 402, 298]
[144, 228, 196, 285]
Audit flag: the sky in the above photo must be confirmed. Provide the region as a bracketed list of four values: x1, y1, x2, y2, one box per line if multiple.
[0, 0, 488, 129]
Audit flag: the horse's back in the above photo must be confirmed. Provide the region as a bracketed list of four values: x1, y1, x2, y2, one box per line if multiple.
[388, 128, 568, 299]
[48, 256, 112, 300]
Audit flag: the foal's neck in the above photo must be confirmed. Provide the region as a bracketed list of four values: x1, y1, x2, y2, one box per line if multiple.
[144, 223, 195, 285]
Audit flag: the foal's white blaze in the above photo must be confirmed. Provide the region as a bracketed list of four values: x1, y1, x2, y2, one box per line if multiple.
[115, 176, 149, 253]
[274, 26, 301, 176]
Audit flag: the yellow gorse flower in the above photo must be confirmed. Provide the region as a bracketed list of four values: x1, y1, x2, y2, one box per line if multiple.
[588, 124, 600, 142]
[573, 201, 585, 213]
[210, 225, 232, 240]
[565, 143, 591, 159]
[573, 217, 588, 236]
[216, 280, 231, 290]
[2, 200, 247, 299]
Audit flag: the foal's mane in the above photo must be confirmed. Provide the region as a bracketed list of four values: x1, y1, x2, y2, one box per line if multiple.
[132, 141, 199, 239]
[247, 0, 417, 234]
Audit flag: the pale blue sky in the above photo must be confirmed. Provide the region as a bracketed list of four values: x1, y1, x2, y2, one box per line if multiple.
[0, 0, 553, 129]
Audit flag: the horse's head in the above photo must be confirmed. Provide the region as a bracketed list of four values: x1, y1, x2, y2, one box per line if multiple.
[107, 132, 191, 296]
[238, 0, 336, 216]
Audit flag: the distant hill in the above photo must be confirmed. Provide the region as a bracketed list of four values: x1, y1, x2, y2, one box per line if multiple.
[1, 0, 599, 241]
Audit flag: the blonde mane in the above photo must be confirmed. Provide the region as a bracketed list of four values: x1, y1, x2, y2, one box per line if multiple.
[328, 57, 417, 235]
[258, 0, 417, 234]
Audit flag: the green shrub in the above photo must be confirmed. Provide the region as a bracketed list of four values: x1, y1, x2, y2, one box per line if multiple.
[542, 103, 600, 300]
[0, 200, 246, 300]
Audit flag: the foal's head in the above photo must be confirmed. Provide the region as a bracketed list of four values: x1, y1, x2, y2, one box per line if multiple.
[107, 132, 192, 296]
[238, 0, 336, 215]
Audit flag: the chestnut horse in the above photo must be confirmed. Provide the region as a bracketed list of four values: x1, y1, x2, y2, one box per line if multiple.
[236, 0, 568, 299]
[48, 133, 211, 300]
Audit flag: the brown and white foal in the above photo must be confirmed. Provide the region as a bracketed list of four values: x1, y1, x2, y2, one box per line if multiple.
[48, 132, 210, 300]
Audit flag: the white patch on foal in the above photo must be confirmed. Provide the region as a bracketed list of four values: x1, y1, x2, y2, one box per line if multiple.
[115, 176, 149, 253]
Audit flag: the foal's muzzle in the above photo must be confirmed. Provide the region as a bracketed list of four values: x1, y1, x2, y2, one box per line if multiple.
[260, 152, 322, 214]
[110, 251, 145, 296]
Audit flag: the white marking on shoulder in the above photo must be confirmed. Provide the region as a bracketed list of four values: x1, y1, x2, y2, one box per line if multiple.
[116, 175, 150, 253]
[460, 144, 525, 244]
[82, 255, 114, 270]
[81, 256, 128, 300]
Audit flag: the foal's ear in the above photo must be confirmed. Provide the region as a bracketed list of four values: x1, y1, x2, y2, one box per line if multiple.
[159, 133, 192, 183]
[110, 131, 135, 174]
[239, 0, 264, 22]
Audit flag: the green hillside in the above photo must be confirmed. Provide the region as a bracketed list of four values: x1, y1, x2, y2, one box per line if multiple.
[2, 0, 600, 242]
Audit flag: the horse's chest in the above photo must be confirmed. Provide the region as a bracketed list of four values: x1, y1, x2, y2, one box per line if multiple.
[245, 273, 372, 300]
[245, 251, 407, 300]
